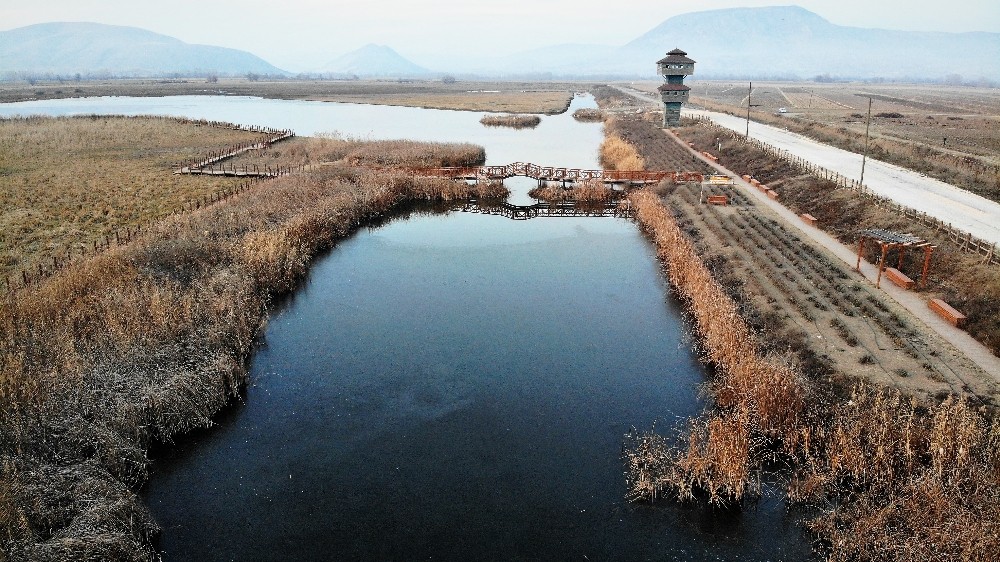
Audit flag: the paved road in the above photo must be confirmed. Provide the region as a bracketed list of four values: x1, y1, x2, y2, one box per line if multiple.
[684, 108, 1000, 246]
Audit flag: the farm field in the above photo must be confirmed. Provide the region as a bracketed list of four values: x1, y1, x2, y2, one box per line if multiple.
[604, 113, 996, 403]
[0, 78, 577, 114]
[0, 116, 267, 285]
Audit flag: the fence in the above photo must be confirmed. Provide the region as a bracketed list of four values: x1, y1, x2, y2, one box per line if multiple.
[690, 116, 1000, 266]
[3, 118, 300, 296]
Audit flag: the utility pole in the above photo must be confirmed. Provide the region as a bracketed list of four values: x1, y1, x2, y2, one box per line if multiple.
[745, 81, 752, 137]
[860, 97, 872, 186]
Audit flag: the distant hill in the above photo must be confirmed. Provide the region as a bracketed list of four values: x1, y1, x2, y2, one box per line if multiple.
[491, 6, 1000, 80]
[0, 22, 286, 76]
[319, 44, 430, 77]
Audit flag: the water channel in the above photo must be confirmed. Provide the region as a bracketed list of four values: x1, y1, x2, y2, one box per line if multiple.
[2, 95, 811, 560]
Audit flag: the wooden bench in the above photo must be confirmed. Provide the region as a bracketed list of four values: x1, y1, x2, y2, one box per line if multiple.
[757, 183, 769, 192]
[885, 267, 915, 289]
[800, 213, 817, 226]
[701, 151, 719, 162]
[706, 195, 728, 205]
[928, 298, 966, 328]
[766, 189, 779, 199]
[742, 174, 752, 182]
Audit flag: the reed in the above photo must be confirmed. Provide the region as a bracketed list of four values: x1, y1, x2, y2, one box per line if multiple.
[572, 108, 604, 122]
[528, 179, 616, 203]
[0, 137, 499, 560]
[625, 188, 1000, 559]
[599, 134, 645, 171]
[478, 114, 542, 129]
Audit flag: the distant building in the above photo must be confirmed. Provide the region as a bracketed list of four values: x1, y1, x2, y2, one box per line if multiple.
[657, 48, 695, 127]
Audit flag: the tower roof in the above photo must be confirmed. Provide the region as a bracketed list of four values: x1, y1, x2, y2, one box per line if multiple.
[657, 48, 695, 65]
[657, 83, 691, 92]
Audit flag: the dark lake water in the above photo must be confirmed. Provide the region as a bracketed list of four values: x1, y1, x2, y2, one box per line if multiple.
[2, 94, 812, 560]
[143, 210, 809, 561]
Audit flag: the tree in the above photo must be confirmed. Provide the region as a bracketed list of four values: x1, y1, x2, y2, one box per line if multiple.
[246, 72, 260, 82]
[441, 74, 456, 84]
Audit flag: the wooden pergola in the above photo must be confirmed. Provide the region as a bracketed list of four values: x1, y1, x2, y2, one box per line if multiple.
[856, 228, 935, 288]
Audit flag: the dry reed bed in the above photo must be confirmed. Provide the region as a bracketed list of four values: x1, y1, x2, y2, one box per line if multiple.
[572, 108, 604, 122]
[0, 116, 265, 285]
[625, 188, 1000, 559]
[0, 142, 500, 561]
[527, 179, 617, 203]
[478, 114, 541, 129]
[599, 125, 645, 171]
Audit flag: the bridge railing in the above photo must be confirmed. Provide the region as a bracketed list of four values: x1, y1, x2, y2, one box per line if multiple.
[406, 162, 703, 184]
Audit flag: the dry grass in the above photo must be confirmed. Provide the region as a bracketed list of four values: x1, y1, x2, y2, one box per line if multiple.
[527, 179, 617, 203]
[690, 93, 1000, 203]
[599, 132, 645, 171]
[0, 131, 499, 559]
[0, 116, 265, 284]
[572, 108, 604, 122]
[479, 114, 541, 129]
[624, 184, 1000, 560]
[0, 78, 577, 114]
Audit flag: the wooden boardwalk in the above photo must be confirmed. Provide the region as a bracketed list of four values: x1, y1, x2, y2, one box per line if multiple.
[175, 130, 295, 177]
[455, 200, 631, 220]
[410, 162, 703, 185]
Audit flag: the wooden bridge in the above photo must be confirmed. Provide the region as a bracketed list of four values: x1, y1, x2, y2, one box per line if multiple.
[454, 200, 631, 220]
[410, 162, 703, 185]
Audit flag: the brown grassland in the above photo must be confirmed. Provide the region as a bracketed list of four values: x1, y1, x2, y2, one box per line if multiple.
[0, 118, 500, 560]
[0, 116, 266, 285]
[597, 99, 1000, 560]
[0, 78, 577, 114]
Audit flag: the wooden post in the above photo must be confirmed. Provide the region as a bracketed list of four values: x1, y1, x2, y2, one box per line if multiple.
[921, 245, 934, 288]
[856, 236, 865, 271]
[876, 243, 889, 288]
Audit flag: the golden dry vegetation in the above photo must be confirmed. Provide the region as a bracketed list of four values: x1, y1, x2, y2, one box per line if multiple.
[0, 116, 267, 284]
[478, 114, 541, 129]
[624, 187, 1000, 562]
[0, 128, 496, 560]
[0, 78, 576, 114]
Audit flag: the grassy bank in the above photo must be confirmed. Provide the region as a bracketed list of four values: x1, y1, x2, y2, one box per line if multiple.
[625, 188, 1000, 561]
[0, 137, 500, 560]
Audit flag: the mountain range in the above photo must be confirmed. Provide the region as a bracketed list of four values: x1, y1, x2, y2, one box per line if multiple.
[0, 22, 285, 76]
[2, 7, 998, 81]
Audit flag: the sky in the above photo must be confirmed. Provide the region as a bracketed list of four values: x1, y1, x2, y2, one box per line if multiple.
[3, 0, 999, 71]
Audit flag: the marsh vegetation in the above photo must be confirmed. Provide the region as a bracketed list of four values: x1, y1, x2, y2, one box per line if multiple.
[0, 127, 497, 560]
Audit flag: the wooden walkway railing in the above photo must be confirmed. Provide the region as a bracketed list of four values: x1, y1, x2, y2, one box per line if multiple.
[410, 162, 703, 185]
[455, 200, 631, 220]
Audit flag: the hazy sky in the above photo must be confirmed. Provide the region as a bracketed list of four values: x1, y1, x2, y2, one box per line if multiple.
[4, 0, 998, 71]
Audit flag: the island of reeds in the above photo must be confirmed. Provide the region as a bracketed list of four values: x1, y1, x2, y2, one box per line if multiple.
[479, 114, 541, 129]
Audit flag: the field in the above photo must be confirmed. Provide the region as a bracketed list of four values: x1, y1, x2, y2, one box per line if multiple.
[0, 78, 577, 114]
[0, 116, 271, 287]
[628, 80, 1000, 202]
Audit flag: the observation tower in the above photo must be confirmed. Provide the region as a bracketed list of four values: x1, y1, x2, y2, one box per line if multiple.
[657, 48, 695, 127]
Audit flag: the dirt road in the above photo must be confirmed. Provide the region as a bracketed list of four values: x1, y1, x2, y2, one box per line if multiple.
[684, 108, 1000, 246]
